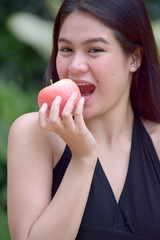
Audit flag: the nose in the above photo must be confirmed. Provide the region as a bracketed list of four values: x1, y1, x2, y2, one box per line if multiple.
[68, 52, 89, 75]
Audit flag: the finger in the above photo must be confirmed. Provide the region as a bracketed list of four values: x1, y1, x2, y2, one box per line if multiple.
[74, 97, 85, 127]
[49, 96, 62, 120]
[38, 103, 48, 128]
[61, 92, 78, 121]
[47, 96, 66, 133]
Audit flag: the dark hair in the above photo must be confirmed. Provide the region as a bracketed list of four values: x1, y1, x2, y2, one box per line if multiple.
[44, 0, 160, 122]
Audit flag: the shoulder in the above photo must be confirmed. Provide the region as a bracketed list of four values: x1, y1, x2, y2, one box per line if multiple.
[141, 118, 160, 159]
[10, 112, 40, 131]
[9, 112, 46, 142]
[8, 112, 65, 167]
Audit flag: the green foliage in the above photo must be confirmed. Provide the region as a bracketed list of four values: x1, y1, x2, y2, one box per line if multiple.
[146, 0, 160, 20]
[7, 13, 53, 60]
[152, 20, 160, 53]
[44, 0, 63, 17]
[0, 209, 11, 240]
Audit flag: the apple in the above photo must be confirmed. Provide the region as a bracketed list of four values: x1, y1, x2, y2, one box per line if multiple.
[38, 79, 81, 117]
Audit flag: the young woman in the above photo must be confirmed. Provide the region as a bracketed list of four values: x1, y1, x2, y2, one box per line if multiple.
[7, 0, 160, 240]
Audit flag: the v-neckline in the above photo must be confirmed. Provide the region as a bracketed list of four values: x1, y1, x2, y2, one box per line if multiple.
[96, 157, 131, 205]
[96, 117, 136, 205]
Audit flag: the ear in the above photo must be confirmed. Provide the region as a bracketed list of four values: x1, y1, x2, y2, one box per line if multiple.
[130, 47, 143, 72]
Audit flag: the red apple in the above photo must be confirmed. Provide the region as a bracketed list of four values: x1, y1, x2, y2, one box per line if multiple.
[38, 79, 81, 117]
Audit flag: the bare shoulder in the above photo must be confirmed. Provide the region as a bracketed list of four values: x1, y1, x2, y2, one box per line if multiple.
[141, 118, 160, 159]
[9, 112, 41, 134]
[8, 112, 65, 167]
[9, 112, 49, 145]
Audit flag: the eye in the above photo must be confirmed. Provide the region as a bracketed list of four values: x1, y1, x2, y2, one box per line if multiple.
[59, 47, 73, 53]
[89, 48, 104, 54]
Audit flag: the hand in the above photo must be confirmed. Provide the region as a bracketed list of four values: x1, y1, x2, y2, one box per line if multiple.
[38, 92, 97, 159]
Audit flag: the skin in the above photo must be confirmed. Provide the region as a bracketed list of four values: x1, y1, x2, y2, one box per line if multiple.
[7, 11, 160, 240]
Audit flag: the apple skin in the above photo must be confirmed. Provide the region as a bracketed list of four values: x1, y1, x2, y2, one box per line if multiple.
[38, 79, 81, 117]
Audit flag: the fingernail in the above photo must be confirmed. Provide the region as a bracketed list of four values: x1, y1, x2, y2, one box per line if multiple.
[80, 97, 85, 103]
[42, 103, 48, 109]
[55, 96, 62, 102]
[71, 92, 77, 99]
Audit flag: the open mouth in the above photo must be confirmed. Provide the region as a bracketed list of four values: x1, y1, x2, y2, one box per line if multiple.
[77, 83, 96, 97]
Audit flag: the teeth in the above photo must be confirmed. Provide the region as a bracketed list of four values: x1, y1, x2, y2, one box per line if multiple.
[77, 83, 93, 86]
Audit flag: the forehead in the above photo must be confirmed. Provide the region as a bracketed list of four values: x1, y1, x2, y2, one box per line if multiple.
[59, 11, 115, 41]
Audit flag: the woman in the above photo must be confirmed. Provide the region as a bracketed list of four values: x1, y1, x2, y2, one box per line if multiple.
[7, 0, 160, 239]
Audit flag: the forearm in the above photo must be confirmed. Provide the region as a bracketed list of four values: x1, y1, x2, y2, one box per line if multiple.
[28, 155, 97, 240]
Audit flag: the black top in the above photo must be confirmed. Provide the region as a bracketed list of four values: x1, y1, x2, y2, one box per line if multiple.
[52, 116, 160, 240]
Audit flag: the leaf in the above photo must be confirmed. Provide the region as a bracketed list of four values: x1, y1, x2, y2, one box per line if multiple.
[6, 12, 53, 60]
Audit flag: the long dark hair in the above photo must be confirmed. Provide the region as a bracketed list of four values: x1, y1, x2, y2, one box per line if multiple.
[44, 0, 160, 122]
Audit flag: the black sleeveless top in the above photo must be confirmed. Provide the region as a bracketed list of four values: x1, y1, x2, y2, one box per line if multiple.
[52, 116, 160, 240]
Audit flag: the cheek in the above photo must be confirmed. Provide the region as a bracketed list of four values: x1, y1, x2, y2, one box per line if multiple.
[56, 58, 67, 78]
[97, 63, 129, 94]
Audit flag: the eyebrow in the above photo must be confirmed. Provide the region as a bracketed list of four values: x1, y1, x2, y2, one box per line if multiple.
[58, 37, 109, 45]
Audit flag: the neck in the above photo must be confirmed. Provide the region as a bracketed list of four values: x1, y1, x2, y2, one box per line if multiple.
[85, 106, 134, 146]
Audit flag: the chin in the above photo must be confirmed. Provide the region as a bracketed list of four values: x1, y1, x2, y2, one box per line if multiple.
[82, 110, 94, 121]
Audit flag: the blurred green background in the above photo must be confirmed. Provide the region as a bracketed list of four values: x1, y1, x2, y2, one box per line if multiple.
[0, 0, 160, 239]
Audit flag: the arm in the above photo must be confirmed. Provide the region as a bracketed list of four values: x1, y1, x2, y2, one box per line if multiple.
[8, 96, 97, 240]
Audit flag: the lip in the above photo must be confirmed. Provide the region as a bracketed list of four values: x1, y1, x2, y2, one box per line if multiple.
[73, 79, 94, 85]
